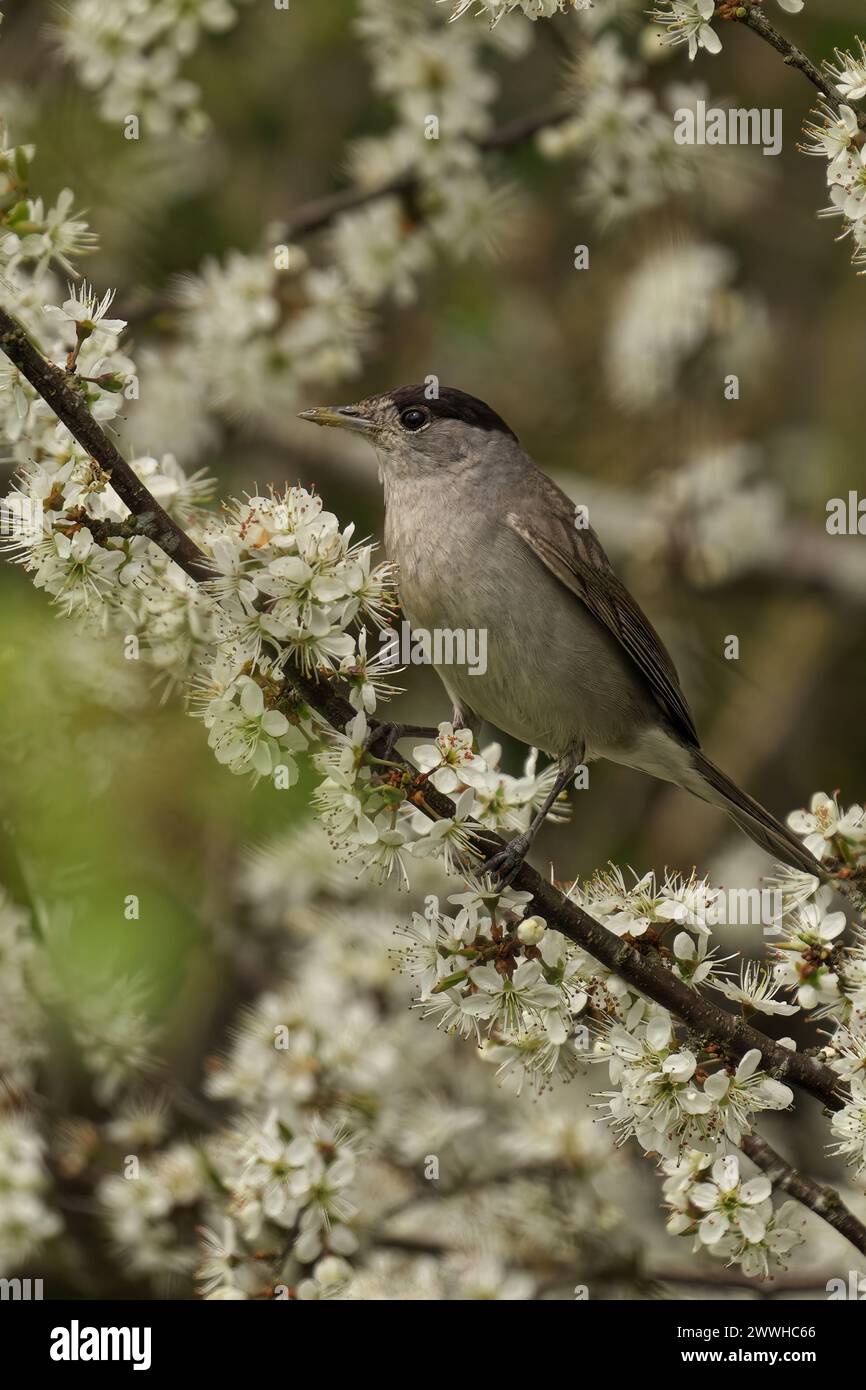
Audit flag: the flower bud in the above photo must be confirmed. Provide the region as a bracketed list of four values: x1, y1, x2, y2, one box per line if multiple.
[517, 914, 546, 945]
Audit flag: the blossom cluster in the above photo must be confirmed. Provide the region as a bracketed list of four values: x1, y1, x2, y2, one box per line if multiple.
[313, 717, 568, 889]
[829, 1068, 866, 1177]
[192, 489, 396, 781]
[662, 1152, 805, 1279]
[0, 128, 402, 778]
[803, 87, 866, 272]
[82, 824, 625, 1298]
[536, 35, 709, 226]
[632, 445, 781, 586]
[347, 0, 519, 279]
[650, 2, 804, 64]
[0, 129, 222, 685]
[56, 0, 253, 137]
[0, 1113, 62, 1272]
[599, 1018, 793, 1159]
[603, 243, 769, 411]
[777, 795, 866, 1022]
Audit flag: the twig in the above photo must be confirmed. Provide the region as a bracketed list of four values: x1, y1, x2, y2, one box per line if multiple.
[0, 300, 844, 1118]
[123, 104, 575, 324]
[741, 1130, 866, 1257]
[648, 1263, 841, 1296]
[0, 312, 213, 582]
[734, 3, 866, 127]
[285, 106, 573, 238]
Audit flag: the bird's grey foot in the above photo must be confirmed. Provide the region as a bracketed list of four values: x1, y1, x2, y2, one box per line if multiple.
[477, 750, 580, 886]
[478, 832, 533, 888]
[365, 721, 438, 762]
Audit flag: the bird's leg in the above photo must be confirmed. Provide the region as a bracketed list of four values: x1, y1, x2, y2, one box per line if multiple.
[479, 749, 579, 887]
[365, 721, 439, 762]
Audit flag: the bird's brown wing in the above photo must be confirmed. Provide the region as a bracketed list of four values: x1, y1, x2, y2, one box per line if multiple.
[505, 509, 700, 748]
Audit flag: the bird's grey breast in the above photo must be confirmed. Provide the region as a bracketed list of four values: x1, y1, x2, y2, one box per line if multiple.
[384, 472, 491, 631]
[383, 470, 657, 759]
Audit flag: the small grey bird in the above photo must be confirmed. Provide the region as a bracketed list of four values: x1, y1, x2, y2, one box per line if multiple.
[300, 385, 823, 882]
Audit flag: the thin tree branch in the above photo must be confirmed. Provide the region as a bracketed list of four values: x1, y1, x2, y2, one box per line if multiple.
[312, 6, 865, 236]
[123, 104, 575, 325]
[735, 5, 838, 106]
[733, 2, 866, 127]
[367, 1240, 846, 1294]
[741, 1130, 866, 1257]
[0, 301, 845, 1120]
[648, 1263, 839, 1296]
[284, 105, 573, 239]
[0, 313, 214, 582]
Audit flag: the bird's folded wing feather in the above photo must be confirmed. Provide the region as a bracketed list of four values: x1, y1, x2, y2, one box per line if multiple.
[505, 510, 700, 748]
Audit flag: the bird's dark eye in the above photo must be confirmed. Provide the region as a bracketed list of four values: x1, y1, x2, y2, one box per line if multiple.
[399, 407, 430, 432]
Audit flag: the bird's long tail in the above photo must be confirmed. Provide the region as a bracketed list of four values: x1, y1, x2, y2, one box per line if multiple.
[688, 750, 825, 879]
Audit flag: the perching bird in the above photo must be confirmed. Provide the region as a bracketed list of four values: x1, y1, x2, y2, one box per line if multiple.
[300, 385, 823, 883]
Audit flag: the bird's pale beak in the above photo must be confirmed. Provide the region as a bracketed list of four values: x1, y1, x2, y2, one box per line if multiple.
[298, 404, 376, 435]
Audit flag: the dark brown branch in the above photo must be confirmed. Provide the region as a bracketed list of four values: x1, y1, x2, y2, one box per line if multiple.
[0, 309, 214, 582]
[0, 301, 844, 1119]
[741, 1130, 866, 1256]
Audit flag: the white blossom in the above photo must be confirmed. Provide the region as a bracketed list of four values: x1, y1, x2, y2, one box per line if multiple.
[649, 2, 721, 63]
[712, 961, 800, 1017]
[663, 1151, 805, 1279]
[829, 1079, 866, 1175]
[0, 1114, 62, 1274]
[787, 790, 866, 861]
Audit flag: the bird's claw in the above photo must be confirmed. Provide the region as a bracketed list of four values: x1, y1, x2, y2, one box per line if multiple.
[365, 721, 399, 761]
[365, 721, 438, 762]
[478, 834, 531, 888]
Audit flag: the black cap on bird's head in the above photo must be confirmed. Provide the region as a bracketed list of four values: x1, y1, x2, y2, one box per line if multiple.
[386, 385, 517, 440]
[298, 384, 518, 447]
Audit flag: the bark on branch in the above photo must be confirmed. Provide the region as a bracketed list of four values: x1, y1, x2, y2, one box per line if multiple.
[0, 311, 214, 582]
